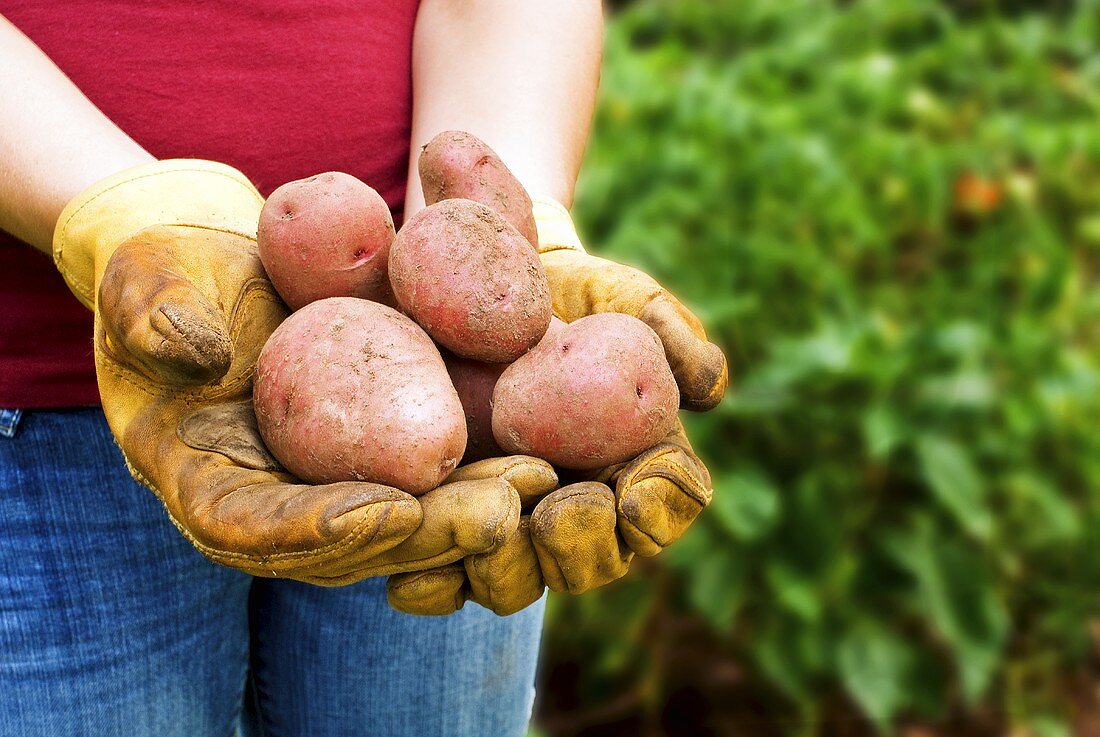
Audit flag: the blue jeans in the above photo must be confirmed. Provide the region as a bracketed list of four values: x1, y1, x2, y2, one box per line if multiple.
[0, 408, 544, 736]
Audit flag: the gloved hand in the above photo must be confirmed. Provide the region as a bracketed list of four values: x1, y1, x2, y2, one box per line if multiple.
[388, 457, 560, 616]
[531, 197, 728, 411]
[52, 159, 536, 584]
[529, 196, 723, 568]
[387, 421, 710, 614]
[388, 197, 724, 615]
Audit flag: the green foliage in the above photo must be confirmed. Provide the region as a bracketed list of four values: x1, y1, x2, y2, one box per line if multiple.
[543, 0, 1100, 733]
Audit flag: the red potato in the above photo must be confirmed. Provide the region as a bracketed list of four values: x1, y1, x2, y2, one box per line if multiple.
[444, 353, 507, 463]
[258, 172, 396, 310]
[389, 199, 552, 363]
[445, 317, 566, 463]
[253, 297, 466, 495]
[492, 313, 679, 470]
[418, 130, 539, 248]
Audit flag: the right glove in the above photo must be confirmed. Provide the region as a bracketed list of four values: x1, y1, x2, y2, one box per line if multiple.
[386, 194, 723, 614]
[53, 159, 537, 584]
[387, 421, 708, 615]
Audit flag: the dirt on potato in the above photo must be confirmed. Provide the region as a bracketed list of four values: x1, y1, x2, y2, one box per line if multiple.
[389, 199, 551, 363]
[253, 297, 466, 494]
[419, 130, 539, 248]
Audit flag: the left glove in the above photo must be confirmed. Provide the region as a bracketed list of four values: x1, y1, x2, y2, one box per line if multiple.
[387, 457, 562, 616]
[53, 159, 526, 584]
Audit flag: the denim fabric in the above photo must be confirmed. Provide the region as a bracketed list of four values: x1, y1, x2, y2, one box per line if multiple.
[0, 409, 20, 438]
[0, 408, 544, 737]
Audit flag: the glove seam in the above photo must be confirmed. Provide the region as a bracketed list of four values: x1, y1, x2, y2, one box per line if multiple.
[619, 515, 665, 554]
[618, 449, 712, 507]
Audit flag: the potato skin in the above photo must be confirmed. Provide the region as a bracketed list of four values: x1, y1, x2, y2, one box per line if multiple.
[443, 352, 507, 463]
[444, 317, 565, 464]
[254, 297, 466, 494]
[389, 199, 552, 363]
[418, 130, 539, 247]
[258, 172, 396, 310]
[492, 314, 679, 470]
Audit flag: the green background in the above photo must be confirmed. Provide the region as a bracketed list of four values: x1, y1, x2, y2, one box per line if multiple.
[534, 1, 1100, 734]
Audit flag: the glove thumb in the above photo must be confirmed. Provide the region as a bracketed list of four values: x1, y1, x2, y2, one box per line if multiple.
[98, 225, 235, 385]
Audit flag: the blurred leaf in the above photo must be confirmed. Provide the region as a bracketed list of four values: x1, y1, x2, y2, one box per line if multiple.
[751, 616, 826, 707]
[837, 623, 913, 728]
[1005, 471, 1082, 546]
[685, 547, 746, 630]
[889, 518, 1009, 704]
[917, 371, 997, 410]
[915, 436, 993, 540]
[1025, 715, 1072, 737]
[766, 562, 823, 623]
[665, 518, 747, 629]
[709, 467, 781, 542]
[862, 404, 905, 458]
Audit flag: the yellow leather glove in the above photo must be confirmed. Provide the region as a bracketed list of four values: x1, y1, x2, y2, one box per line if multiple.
[388, 197, 723, 615]
[388, 458, 559, 616]
[529, 196, 721, 565]
[387, 422, 708, 615]
[387, 478, 633, 616]
[53, 159, 536, 585]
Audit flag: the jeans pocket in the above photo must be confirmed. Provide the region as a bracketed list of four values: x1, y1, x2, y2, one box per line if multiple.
[0, 409, 24, 439]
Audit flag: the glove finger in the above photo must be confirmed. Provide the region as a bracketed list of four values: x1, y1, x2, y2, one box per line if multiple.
[465, 517, 545, 616]
[445, 456, 559, 507]
[639, 296, 729, 412]
[598, 422, 713, 557]
[530, 482, 633, 594]
[98, 227, 237, 385]
[321, 464, 550, 594]
[175, 465, 425, 581]
[387, 518, 545, 617]
[293, 476, 522, 584]
[387, 565, 470, 616]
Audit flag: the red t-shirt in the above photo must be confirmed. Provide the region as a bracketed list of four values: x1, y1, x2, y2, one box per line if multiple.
[0, 0, 420, 407]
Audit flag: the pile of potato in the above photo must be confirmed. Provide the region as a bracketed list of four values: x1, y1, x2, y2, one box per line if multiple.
[252, 131, 679, 495]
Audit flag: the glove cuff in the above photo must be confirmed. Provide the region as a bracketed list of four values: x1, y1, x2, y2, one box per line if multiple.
[530, 195, 587, 255]
[53, 159, 264, 309]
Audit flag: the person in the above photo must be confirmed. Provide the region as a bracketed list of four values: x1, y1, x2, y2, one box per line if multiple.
[0, 1, 726, 735]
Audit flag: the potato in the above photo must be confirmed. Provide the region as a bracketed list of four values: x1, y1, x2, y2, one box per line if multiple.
[492, 313, 679, 470]
[389, 199, 552, 363]
[418, 130, 538, 247]
[445, 318, 565, 463]
[253, 297, 466, 494]
[258, 172, 396, 310]
[443, 353, 507, 463]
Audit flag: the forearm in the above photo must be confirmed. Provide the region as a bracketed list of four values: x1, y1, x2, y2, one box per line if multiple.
[0, 16, 152, 254]
[403, 0, 602, 221]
